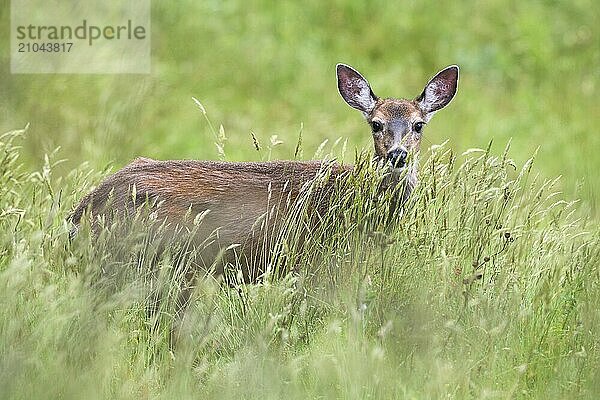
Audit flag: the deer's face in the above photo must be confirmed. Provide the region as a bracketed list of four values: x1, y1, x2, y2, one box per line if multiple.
[367, 98, 426, 168]
[337, 64, 459, 170]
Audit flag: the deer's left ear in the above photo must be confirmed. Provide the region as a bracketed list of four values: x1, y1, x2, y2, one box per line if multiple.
[337, 63, 378, 115]
[416, 65, 459, 121]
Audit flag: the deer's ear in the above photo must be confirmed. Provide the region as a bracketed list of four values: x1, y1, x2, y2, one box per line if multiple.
[337, 64, 378, 115]
[416, 65, 459, 121]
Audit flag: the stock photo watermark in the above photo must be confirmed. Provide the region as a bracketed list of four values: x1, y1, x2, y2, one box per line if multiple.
[11, 0, 151, 73]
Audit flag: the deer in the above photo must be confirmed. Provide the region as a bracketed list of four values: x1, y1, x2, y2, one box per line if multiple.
[69, 63, 458, 319]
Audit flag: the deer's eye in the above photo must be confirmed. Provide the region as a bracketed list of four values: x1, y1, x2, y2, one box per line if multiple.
[371, 121, 383, 133]
[414, 121, 424, 134]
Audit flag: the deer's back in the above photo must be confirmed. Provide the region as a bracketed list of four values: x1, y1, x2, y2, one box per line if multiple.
[70, 158, 350, 243]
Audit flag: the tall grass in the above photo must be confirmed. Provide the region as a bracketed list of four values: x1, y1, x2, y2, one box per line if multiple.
[1, 127, 598, 399]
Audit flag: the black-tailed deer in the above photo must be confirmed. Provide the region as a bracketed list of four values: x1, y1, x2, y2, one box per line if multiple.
[70, 63, 458, 286]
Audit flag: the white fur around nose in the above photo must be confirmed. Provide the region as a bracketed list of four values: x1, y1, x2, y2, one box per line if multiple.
[388, 120, 409, 152]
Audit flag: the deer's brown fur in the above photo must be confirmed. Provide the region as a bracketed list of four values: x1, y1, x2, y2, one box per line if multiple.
[70, 159, 351, 279]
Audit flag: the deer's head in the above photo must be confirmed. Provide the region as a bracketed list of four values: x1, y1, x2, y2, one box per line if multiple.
[337, 64, 458, 170]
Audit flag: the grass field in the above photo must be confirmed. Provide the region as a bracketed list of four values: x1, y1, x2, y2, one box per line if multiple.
[1, 0, 599, 398]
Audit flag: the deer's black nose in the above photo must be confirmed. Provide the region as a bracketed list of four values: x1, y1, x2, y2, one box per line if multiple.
[387, 148, 407, 168]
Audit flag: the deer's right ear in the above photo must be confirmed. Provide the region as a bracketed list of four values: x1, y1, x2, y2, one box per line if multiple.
[337, 64, 378, 115]
[416, 65, 459, 121]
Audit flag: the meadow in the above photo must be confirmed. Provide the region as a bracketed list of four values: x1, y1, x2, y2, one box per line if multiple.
[0, 0, 599, 398]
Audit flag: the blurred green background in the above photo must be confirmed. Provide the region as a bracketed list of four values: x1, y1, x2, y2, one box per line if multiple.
[1, 0, 598, 214]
